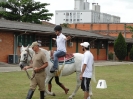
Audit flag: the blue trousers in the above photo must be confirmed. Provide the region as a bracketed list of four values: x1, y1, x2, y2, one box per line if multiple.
[53, 50, 66, 69]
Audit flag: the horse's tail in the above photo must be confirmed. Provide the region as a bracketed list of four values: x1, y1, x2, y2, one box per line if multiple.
[92, 63, 96, 83]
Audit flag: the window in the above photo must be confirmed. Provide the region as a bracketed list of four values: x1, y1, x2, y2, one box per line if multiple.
[90, 41, 98, 49]
[99, 41, 106, 49]
[66, 19, 69, 21]
[35, 35, 51, 47]
[18, 34, 35, 47]
[66, 13, 69, 16]
[77, 12, 80, 18]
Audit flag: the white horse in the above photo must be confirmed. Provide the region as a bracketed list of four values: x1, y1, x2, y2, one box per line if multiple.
[19, 45, 96, 99]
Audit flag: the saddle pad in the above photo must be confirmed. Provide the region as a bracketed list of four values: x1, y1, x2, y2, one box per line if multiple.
[51, 53, 74, 62]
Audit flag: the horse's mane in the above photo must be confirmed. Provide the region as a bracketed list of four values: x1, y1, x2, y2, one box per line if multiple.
[21, 46, 50, 59]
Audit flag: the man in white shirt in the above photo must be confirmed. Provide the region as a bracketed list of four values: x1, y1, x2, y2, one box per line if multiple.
[50, 25, 71, 73]
[80, 42, 94, 99]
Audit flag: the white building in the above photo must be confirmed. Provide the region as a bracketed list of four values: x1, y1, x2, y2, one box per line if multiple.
[55, 0, 120, 25]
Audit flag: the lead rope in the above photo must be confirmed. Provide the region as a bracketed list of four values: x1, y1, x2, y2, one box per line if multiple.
[25, 49, 36, 80]
[25, 70, 35, 80]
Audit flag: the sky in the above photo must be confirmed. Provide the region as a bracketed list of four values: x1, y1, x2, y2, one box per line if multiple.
[35, 0, 133, 24]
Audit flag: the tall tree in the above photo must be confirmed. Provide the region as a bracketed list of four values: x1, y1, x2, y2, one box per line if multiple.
[0, 0, 53, 24]
[114, 32, 127, 61]
[126, 25, 133, 38]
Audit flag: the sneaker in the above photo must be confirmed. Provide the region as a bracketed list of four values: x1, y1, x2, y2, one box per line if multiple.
[50, 67, 57, 73]
[87, 96, 91, 99]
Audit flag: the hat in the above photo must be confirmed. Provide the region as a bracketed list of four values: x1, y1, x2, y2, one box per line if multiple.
[54, 25, 62, 31]
[30, 42, 39, 48]
[80, 42, 90, 48]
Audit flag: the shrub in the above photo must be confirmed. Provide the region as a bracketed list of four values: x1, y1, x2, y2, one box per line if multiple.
[108, 52, 113, 60]
[129, 45, 133, 61]
[114, 32, 127, 61]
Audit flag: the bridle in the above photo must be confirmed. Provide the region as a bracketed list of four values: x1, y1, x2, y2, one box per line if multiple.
[20, 47, 35, 80]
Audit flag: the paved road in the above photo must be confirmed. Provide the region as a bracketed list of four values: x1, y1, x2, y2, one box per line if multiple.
[0, 61, 133, 72]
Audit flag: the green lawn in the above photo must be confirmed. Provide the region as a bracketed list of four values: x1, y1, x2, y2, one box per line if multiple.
[0, 65, 133, 99]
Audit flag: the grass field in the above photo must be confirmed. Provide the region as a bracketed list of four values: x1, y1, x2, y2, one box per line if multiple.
[0, 64, 133, 99]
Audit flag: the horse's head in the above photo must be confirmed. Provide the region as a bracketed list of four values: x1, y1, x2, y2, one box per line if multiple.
[19, 45, 33, 69]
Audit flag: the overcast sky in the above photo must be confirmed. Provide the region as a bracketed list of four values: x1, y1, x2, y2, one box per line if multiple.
[35, 0, 133, 24]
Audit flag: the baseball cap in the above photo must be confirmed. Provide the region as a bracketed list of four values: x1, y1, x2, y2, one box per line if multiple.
[80, 42, 90, 48]
[30, 42, 39, 48]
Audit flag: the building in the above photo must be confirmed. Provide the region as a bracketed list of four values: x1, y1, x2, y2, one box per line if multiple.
[55, 0, 120, 25]
[69, 23, 133, 38]
[0, 20, 133, 63]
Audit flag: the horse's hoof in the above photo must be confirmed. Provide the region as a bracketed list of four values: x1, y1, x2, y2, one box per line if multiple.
[52, 93, 56, 96]
[65, 89, 69, 94]
[89, 92, 93, 96]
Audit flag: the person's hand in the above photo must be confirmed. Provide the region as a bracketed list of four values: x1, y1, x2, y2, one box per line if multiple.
[67, 36, 71, 40]
[23, 66, 29, 71]
[34, 67, 40, 73]
[52, 38, 56, 40]
[80, 74, 83, 80]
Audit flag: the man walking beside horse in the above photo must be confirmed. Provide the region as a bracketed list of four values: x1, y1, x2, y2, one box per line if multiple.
[80, 42, 94, 99]
[23, 42, 48, 99]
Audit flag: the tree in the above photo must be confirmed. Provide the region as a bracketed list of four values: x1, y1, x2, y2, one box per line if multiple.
[114, 32, 127, 61]
[126, 25, 133, 38]
[61, 23, 69, 28]
[129, 45, 133, 61]
[0, 0, 53, 24]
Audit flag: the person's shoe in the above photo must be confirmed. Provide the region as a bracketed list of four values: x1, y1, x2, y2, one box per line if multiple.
[50, 67, 57, 73]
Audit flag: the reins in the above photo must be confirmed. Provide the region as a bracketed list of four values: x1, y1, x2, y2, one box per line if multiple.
[25, 47, 36, 80]
[25, 70, 35, 80]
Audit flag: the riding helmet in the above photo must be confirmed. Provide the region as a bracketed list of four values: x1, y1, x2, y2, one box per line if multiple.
[54, 25, 62, 31]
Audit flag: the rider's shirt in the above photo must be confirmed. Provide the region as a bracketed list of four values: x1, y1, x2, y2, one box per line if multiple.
[56, 33, 66, 52]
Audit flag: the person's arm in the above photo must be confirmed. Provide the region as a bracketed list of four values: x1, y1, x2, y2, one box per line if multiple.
[80, 64, 87, 80]
[65, 36, 71, 41]
[23, 65, 33, 70]
[52, 38, 56, 40]
[80, 53, 89, 80]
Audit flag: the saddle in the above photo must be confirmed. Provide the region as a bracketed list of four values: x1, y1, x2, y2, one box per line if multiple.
[50, 50, 75, 64]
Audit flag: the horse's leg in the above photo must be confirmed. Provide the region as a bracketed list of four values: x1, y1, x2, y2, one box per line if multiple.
[68, 71, 81, 99]
[45, 76, 55, 96]
[89, 82, 93, 96]
[48, 77, 53, 92]
[55, 76, 69, 94]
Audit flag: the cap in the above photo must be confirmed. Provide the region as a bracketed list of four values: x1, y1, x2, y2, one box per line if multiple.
[80, 42, 90, 48]
[54, 25, 62, 31]
[30, 42, 39, 48]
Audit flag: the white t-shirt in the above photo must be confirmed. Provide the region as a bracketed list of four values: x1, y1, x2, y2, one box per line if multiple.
[56, 33, 66, 52]
[81, 51, 94, 78]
